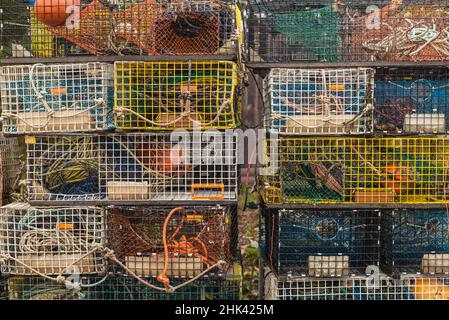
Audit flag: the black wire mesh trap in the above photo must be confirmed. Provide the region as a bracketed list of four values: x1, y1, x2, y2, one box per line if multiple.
[267, 273, 449, 300]
[0, 0, 239, 59]
[106, 205, 235, 285]
[246, 0, 449, 64]
[0, 135, 20, 203]
[0, 202, 106, 276]
[381, 209, 449, 276]
[261, 208, 381, 277]
[26, 133, 238, 203]
[0, 62, 115, 134]
[6, 273, 241, 300]
[260, 137, 449, 205]
[264, 68, 375, 135]
[375, 67, 449, 134]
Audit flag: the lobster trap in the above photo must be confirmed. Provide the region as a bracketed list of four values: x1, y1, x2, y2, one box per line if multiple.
[375, 67, 449, 134]
[0, 63, 114, 134]
[0, 202, 105, 276]
[246, 1, 449, 64]
[261, 208, 380, 277]
[0, 135, 21, 201]
[7, 273, 242, 300]
[266, 273, 449, 300]
[114, 60, 240, 130]
[107, 206, 235, 283]
[381, 209, 449, 276]
[0, 0, 238, 59]
[261, 137, 449, 205]
[264, 68, 374, 135]
[26, 132, 238, 203]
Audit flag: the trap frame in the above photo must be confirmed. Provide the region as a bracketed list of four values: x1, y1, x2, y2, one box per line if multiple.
[264, 68, 375, 135]
[114, 60, 240, 131]
[266, 273, 449, 300]
[246, 0, 449, 65]
[375, 67, 449, 134]
[261, 208, 381, 277]
[26, 133, 238, 204]
[6, 273, 242, 300]
[261, 137, 449, 205]
[106, 205, 236, 285]
[0, 202, 106, 276]
[381, 209, 449, 276]
[0, 0, 239, 61]
[0, 62, 114, 134]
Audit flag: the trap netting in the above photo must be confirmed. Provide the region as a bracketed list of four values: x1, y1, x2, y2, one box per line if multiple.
[246, 0, 449, 63]
[26, 133, 238, 203]
[107, 206, 234, 286]
[375, 67, 449, 134]
[0, 62, 114, 134]
[0, 202, 105, 276]
[6, 274, 241, 300]
[267, 273, 449, 300]
[264, 68, 374, 135]
[114, 60, 240, 130]
[0, 0, 238, 58]
[261, 137, 449, 205]
[261, 208, 381, 277]
[381, 209, 449, 276]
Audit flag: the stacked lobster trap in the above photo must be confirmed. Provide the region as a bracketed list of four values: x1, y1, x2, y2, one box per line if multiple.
[0, 0, 243, 300]
[252, 0, 449, 301]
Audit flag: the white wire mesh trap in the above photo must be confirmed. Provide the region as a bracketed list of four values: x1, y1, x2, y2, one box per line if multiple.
[266, 273, 449, 300]
[26, 133, 238, 203]
[0, 202, 105, 276]
[264, 68, 375, 135]
[0, 63, 114, 134]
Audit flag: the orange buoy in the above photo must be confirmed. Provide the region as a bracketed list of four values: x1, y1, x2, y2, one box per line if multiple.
[34, 0, 80, 27]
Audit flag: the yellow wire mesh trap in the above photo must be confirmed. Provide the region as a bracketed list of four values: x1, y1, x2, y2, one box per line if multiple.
[0, 202, 105, 276]
[107, 206, 231, 286]
[114, 60, 239, 130]
[261, 137, 449, 205]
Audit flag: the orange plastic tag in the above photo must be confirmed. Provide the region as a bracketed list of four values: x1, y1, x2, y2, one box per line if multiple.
[186, 215, 203, 223]
[51, 87, 68, 95]
[181, 85, 197, 93]
[57, 223, 74, 230]
[328, 84, 345, 91]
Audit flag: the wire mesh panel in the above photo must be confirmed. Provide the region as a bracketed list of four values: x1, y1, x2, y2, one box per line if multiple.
[375, 67, 449, 134]
[0, 135, 21, 201]
[98, 133, 238, 202]
[262, 208, 380, 277]
[0, 63, 114, 134]
[261, 137, 449, 205]
[382, 209, 449, 276]
[246, 1, 449, 64]
[0, 0, 238, 59]
[26, 133, 238, 203]
[114, 61, 239, 130]
[107, 206, 232, 284]
[0, 202, 105, 276]
[0, 277, 7, 300]
[7, 274, 241, 300]
[264, 68, 374, 134]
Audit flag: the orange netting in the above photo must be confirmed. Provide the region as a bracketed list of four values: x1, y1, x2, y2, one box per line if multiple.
[49, 0, 114, 55]
[351, 2, 449, 61]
